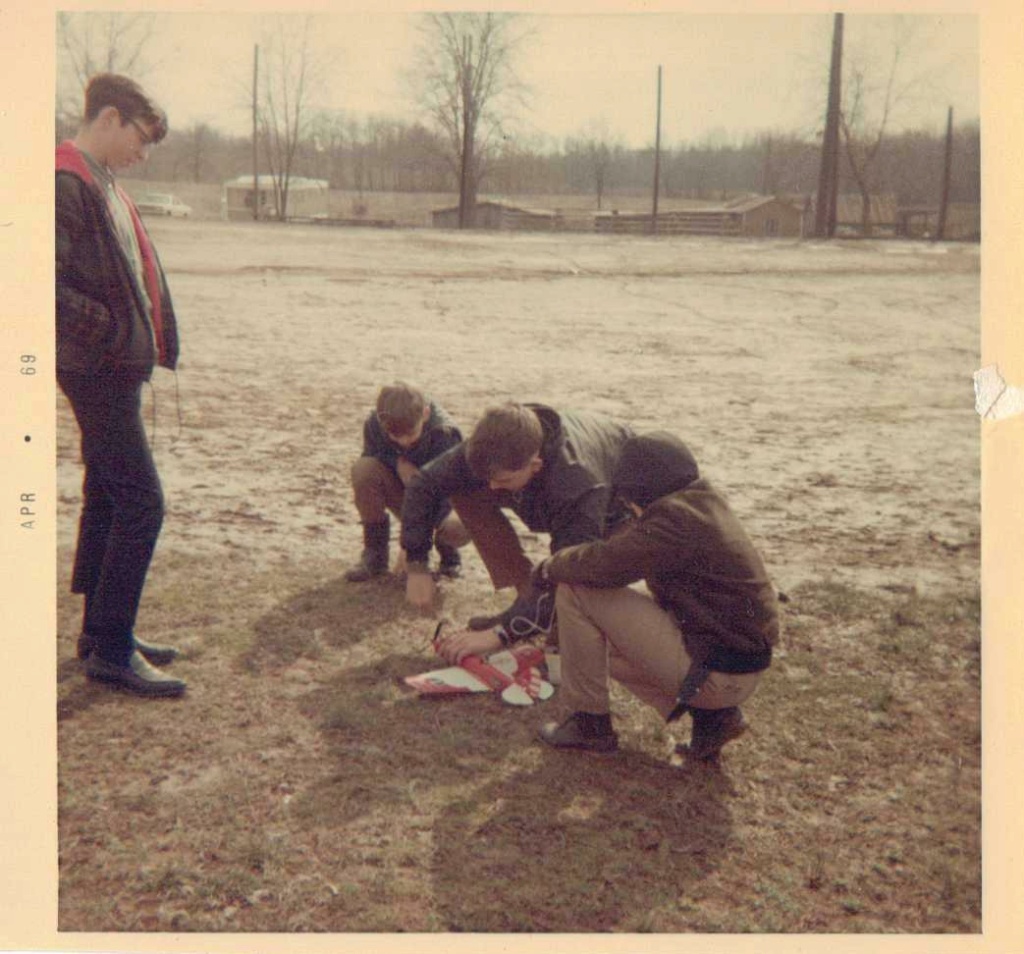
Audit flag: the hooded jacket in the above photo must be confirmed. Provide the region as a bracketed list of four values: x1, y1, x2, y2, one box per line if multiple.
[56, 140, 179, 376]
[399, 404, 634, 565]
[544, 433, 778, 673]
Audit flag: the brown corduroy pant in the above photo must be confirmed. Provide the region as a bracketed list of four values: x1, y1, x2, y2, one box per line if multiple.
[352, 459, 531, 590]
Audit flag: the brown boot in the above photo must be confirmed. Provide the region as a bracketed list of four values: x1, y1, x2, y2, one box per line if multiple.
[344, 518, 390, 582]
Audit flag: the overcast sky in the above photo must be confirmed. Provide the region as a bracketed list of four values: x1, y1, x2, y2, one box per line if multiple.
[60, 11, 979, 149]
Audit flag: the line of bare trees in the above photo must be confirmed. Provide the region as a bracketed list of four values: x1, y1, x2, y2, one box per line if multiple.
[121, 118, 979, 209]
[57, 11, 980, 230]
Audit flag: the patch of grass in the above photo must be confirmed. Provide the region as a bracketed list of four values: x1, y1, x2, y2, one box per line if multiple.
[243, 577, 409, 671]
[787, 579, 881, 621]
[806, 849, 827, 891]
[868, 686, 894, 713]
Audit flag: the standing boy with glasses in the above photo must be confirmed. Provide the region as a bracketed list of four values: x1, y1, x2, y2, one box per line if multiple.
[56, 73, 186, 697]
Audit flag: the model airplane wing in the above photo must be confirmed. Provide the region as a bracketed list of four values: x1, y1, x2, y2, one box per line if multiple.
[404, 644, 553, 705]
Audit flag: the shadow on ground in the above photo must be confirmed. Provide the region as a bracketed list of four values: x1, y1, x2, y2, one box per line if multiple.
[429, 749, 733, 932]
[243, 575, 412, 671]
[289, 653, 734, 932]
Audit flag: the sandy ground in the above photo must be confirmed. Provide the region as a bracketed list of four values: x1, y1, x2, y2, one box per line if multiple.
[54, 220, 981, 932]
[59, 220, 980, 593]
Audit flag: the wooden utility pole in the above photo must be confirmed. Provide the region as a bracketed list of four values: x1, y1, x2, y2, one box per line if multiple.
[651, 65, 662, 234]
[815, 13, 843, 238]
[935, 106, 954, 242]
[458, 35, 473, 230]
[252, 44, 260, 222]
[762, 135, 773, 195]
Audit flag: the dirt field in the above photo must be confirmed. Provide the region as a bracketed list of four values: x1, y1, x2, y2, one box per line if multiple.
[56, 221, 980, 933]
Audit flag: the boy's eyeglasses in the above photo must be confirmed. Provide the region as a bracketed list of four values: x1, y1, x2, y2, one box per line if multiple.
[127, 117, 155, 147]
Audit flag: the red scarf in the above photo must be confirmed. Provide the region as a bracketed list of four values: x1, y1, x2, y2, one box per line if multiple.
[56, 140, 166, 364]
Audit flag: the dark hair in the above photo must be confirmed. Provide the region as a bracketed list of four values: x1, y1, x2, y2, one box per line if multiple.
[466, 404, 544, 480]
[84, 73, 168, 143]
[376, 382, 426, 435]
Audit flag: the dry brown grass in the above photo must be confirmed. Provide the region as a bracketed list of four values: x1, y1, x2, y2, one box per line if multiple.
[57, 560, 980, 933]
[56, 223, 980, 934]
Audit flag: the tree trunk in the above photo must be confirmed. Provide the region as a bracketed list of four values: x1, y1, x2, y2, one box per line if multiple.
[860, 189, 872, 237]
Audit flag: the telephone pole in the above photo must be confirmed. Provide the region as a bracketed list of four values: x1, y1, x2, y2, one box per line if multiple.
[651, 65, 663, 234]
[252, 44, 260, 222]
[935, 106, 954, 242]
[815, 13, 843, 238]
[458, 35, 473, 230]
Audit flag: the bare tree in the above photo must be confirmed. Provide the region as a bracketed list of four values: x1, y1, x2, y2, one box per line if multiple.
[838, 17, 926, 235]
[580, 121, 621, 211]
[56, 12, 158, 139]
[414, 13, 528, 226]
[307, 109, 349, 187]
[256, 15, 325, 220]
[182, 122, 215, 184]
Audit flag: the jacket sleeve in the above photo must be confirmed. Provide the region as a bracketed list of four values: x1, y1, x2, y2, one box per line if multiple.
[56, 175, 113, 354]
[361, 414, 389, 461]
[406, 423, 463, 469]
[544, 515, 681, 588]
[546, 485, 612, 553]
[432, 422, 463, 457]
[399, 443, 476, 562]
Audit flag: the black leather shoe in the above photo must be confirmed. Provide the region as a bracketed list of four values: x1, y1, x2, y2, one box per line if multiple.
[133, 637, 179, 666]
[85, 651, 187, 697]
[78, 632, 179, 666]
[538, 712, 618, 753]
[678, 707, 747, 763]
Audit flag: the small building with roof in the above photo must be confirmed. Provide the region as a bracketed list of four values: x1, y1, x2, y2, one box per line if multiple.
[431, 200, 558, 231]
[596, 195, 806, 238]
[222, 175, 330, 222]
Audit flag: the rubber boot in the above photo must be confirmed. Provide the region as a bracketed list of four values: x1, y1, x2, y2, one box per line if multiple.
[435, 539, 462, 579]
[345, 518, 390, 582]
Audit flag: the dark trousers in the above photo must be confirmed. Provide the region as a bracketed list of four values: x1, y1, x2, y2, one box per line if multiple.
[59, 371, 164, 665]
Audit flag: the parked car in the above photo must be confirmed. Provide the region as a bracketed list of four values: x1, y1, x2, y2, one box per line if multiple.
[135, 193, 192, 218]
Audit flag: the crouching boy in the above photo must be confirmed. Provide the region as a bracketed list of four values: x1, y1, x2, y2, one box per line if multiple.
[346, 383, 465, 582]
[405, 403, 635, 662]
[535, 432, 779, 764]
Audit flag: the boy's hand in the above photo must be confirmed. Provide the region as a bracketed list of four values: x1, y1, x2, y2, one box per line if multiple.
[406, 566, 436, 610]
[435, 629, 503, 665]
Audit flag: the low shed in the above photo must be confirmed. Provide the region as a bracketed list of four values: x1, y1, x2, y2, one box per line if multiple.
[432, 200, 556, 231]
[725, 195, 805, 237]
[596, 195, 805, 238]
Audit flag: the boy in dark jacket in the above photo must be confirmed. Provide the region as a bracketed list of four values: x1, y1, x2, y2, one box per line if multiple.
[345, 383, 465, 582]
[535, 432, 779, 763]
[57, 73, 184, 697]
[411, 403, 634, 662]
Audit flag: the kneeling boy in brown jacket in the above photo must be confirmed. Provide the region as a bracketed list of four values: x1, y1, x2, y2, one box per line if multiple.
[534, 432, 779, 764]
